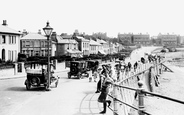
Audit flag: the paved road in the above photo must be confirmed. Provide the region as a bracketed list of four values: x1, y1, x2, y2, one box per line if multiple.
[0, 63, 115, 115]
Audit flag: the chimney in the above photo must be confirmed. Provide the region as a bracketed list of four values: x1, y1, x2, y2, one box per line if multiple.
[22, 29, 28, 36]
[2, 20, 7, 26]
[38, 29, 42, 34]
[51, 32, 57, 42]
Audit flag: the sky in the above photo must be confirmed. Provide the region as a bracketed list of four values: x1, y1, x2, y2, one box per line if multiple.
[0, 0, 184, 37]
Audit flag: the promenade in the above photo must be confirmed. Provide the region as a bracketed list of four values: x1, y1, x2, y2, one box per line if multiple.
[1, 46, 167, 115]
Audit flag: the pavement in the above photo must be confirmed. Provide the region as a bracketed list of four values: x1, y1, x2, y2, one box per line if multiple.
[0, 60, 117, 115]
[0, 60, 116, 80]
[0, 62, 69, 80]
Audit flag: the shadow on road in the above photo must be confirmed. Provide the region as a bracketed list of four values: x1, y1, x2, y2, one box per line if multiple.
[6, 86, 47, 92]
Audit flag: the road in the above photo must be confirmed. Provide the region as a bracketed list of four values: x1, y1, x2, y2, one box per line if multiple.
[0, 69, 103, 115]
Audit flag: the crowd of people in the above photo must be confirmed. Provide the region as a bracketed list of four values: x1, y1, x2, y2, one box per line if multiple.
[88, 52, 162, 114]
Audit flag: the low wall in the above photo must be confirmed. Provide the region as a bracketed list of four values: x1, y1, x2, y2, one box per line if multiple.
[0, 68, 15, 77]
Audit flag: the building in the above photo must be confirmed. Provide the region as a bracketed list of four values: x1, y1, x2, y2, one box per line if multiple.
[20, 32, 56, 57]
[55, 34, 82, 57]
[118, 33, 150, 46]
[95, 38, 107, 55]
[118, 33, 133, 45]
[133, 33, 150, 46]
[158, 33, 178, 46]
[0, 20, 22, 62]
[92, 32, 107, 40]
[73, 35, 90, 56]
[89, 39, 101, 54]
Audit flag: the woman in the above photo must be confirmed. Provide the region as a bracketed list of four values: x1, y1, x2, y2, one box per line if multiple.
[95, 65, 105, 93]
[98, 64, 114, 114]
[92, 61, 99, 82]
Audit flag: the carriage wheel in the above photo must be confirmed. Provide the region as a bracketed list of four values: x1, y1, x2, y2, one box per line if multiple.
[44, 84, 47, 90]
[86, 73, 89, 78]
[78, 72, 81, 79]
[68, 72, 71, 79]
[25, 80, 31, 90]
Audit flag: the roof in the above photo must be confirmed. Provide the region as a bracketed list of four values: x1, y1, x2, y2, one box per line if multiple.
[76, 36, 89, 42]
[59, 39, 78, 44]
[100, 39, 107, 44]
[0, 25, 21, 35]
[56, 36, 78, 44]
[61, 35, 73, 39]
[21, 33, 46, 40]
[89, 39, 101, 46]
[96, 39, 107, 44]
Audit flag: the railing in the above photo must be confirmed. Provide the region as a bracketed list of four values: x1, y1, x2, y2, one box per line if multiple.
[107, 57, 184, 115]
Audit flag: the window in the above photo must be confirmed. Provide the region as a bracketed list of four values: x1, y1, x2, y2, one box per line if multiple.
[45, 41, 48, 47]
[8, 36, 16, 44]
[14, 36, 16, 44]
[8, 50, 11, 60]
[31, 50, 33, 56]
[41, 41, 44, 47]
[2, 35, 6, 44]
[9, 36, 11, 44]
[12, 36, 14, 44]
[25, 41, 30, 47]
[22, 41, 25, 47]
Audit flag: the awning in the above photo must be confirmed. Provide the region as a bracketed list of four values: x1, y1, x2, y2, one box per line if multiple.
[78, 54, 83, 58]
[66, 49, 82, 54]
[73, 50, 82, 54]
[113, 50, 117, 54]
[98, 50, 106, 55]
[66, 50, 74, 54]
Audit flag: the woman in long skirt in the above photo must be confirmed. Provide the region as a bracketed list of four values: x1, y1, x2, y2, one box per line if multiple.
[98, 65, 114, 114]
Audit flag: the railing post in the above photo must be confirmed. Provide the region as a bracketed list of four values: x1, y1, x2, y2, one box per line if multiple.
[113, 84, 118, 115]
[159, 63, 162, 74]
[155, 59, 159, 76]
[138, 81, 145, 115]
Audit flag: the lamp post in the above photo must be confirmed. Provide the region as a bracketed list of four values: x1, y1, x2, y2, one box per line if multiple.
[43, 21, 53, 91]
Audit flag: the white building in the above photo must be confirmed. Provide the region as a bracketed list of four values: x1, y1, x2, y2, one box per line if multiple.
[20, 32, 56, 57]
[89, 39, 101, 54]
[0, 20, 22, 62]
[96, 39, 107, 55]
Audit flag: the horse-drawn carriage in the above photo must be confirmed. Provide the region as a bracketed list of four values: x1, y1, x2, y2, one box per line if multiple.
[24, 61, 59, 90]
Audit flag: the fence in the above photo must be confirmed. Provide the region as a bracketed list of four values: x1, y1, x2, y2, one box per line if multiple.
[107, 57, 183, 115]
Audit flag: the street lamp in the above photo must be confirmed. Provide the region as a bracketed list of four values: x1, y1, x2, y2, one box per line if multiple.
[43, 21, 53, 90]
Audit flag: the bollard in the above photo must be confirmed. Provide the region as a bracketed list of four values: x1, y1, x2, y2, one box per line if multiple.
[138, 81, 145, 115]
[14, 63, 17, 75]
[21, 62, 25, 73]
[113, 84, 118, 115]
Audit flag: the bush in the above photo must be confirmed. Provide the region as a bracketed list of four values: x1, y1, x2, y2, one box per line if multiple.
[18, 53, 27, 62]
[0, 60, 14, 69]
[6, 60, 13, 64]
